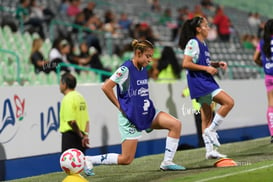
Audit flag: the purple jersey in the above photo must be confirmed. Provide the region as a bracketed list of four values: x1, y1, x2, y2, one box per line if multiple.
[186, 38, 219, 99]
[110, 60, 156, 130]
[260, 39, 273, 76]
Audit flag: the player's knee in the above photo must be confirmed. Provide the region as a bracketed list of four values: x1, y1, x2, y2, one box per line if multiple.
[175, 120, 182, 130]
[119, 156, 134, 165]
[227, 98, 235, 110]
[170, 119, 181, 132]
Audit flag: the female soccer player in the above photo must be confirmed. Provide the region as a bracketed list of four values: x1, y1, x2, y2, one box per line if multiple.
[179, 16, 234, 159]
[253, 19, 273, 143]
[86, 39, 185, 171]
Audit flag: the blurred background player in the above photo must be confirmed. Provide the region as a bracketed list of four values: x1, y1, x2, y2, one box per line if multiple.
[59, 72, 94, 176]
[253, 19, 273, 143]
[85, 39, 186, 171]
[179, 16, 234, 159]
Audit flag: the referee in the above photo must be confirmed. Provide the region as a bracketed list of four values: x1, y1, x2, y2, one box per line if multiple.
[59, 72, 94, 176]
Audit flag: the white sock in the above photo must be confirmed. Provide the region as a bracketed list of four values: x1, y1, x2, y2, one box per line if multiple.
[163, 136, 179, 162]
[208, 113, 224, 132]
[86, 153, 119, 165]
[202, 134, 213, 153]
[84, 156, 94, 169]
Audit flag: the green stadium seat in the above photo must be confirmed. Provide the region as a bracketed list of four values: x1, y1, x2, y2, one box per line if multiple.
[47, 72, 58, 85]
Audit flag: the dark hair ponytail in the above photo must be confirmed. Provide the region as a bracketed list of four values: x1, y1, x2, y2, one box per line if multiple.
[262, 19, 273, 58]
[178, 16, 203, 50]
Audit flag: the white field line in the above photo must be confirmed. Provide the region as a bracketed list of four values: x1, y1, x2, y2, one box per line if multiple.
[196, 163, 273, 182]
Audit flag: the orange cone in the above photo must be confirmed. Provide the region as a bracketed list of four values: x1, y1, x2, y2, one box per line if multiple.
[214, 158, 237, 167]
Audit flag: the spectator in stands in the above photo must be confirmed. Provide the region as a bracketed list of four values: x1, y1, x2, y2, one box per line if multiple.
[67, 0, 81, 17]
[118, 12, 132, 32]
[253, 19, 273, 143]
[247, 12, 261, 30]
[72, 12, 86, 34]
[213, 6, 231, 42]
[200, 0, 215, 10]
[59, 0, 70, 14]
[29, 0, 55, 25]
[71, 42, 110, 80]
[85, 30, 103, 55]
[158, 8, 173, 26]
[154, 46, 181, 83]
[192, 4, 206, 18]
[48, 39, 72, 72]
[103, 10, 120, 38]
[82, 2, 96, 22]
[16, 0, 45, 39]
[30, 38, 51, 74]
[104, 9, 115, 24]
[78, 42, 95, 64]
[179, 16, 234, 159]
[133, 22, 158, 44]
[150, 0, 161, 13]
[71, 10, 103, 56]
[72, 42, 97, 67]
[241, 34, 255, 50]
[69, 42, 93, 73]
[180, 5, 194, 20]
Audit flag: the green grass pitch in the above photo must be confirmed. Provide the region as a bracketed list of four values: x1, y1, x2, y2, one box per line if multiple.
[7, 137, 273, 182]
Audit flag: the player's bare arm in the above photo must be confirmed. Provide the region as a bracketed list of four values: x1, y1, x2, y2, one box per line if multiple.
[101, 79, 121, 111]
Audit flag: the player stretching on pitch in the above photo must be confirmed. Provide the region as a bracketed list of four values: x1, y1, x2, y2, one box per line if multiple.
[85, 39, 186, 171]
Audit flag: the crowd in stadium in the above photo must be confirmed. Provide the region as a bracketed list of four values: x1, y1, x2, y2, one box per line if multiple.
[0, 0, 268, 85]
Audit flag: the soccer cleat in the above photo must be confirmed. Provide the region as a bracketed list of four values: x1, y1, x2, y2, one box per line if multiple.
[204, 128, 221, 147]
[206, 150, 227, 159]
[271, 136, 273, 144]
[160, 161, 186, 171]
[84, 167, 95, 176]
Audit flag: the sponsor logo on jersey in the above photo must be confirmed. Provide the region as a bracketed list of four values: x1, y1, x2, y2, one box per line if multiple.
[138, 87, 148, 96]
[265, 62, 273, 70]
[137, 79, 148, 85]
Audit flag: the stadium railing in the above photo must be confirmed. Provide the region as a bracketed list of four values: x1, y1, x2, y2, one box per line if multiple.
[56, 62, 113, 83]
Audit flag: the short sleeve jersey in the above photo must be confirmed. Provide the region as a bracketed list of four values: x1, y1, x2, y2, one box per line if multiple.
[110, 60, 156, 131]
[59, 91, 89, 133]
[184, 39, 200, 63]
[184, 38, 219, 99]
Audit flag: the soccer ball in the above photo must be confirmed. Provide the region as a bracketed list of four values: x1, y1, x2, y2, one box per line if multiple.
[60, 148, 85, 175]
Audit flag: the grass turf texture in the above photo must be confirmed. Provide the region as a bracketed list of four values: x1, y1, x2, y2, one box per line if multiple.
[7, 137, 273, 182]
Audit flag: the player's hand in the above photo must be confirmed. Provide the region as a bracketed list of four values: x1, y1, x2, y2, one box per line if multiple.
[206, 66, 218, 75]
[82, 135, 90, 148]
[219, 61, 227, 70]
